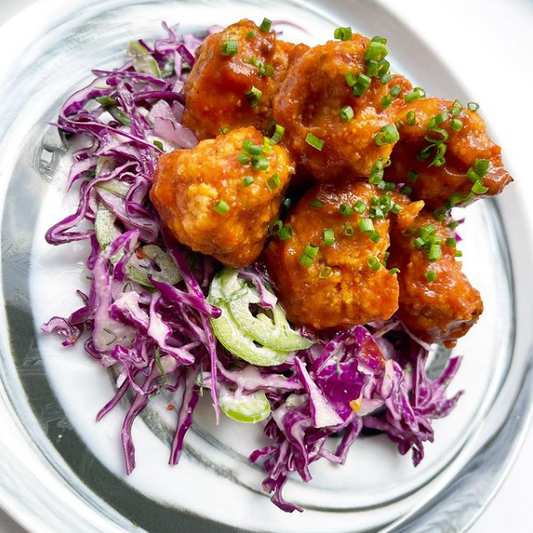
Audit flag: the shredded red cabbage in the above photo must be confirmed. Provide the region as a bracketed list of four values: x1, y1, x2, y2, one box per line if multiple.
[43, 22, 463, 513]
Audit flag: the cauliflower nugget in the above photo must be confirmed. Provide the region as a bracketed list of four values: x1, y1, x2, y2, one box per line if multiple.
[388, 209, 484, 347]
[272, 34, 399, 181]
[264, 181, 400, 330]
[150, 126, 295, 267]
[183, 19, 305, 140]
[385, 98, 512, 209]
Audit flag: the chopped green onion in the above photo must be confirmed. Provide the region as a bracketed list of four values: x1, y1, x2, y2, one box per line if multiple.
[380, 72, 392, 84]
[323, 228, 335, 246]
[455, 250, 463, 258]
[299, 243, 319, 267]
[242, 176, 254, 187]
[220, 125, 233, 135]
[334, 26, 352, 41]
[381, 95, 393, 108]
[358, 218, 374, 233]
[305, 133, 325, 151]
[419, 224, 436, 241]
[399, 185, 412, 195]
[281, 198, 292, 211]
[365, 40, 389, 62]
[451, 119, 463, 131]
[310, 199, 325, 209]
[270, 123, 285, 145]
[404, 87, 426, 103]
[446, 237, 457, 248]
[252, 155, 269, 171]
[428, 243, 442, 262]
[472, 181, 489, 194]
[221, 40, 239, 56]
[262, 137, 271, 154]
[319, 266, 333, 279]
[214, 200, 230, 215]
[433, 209, 446, 222]
[339, 105, 354, 122]
[246, 86, 263, 107]
[369, 159, 385, 184]
[367, 257, 381, 271]
[243, 140, 263, 155]
[246, 30, 256, 39]
[448, 220, 459, 230]
[108, 107, 131, 126]
[279, 225, 293, 241]
[406, 110, 417, 126]
[259, 18, 272, 33]
[391, 203, 402, 214]
[344, 224, 354, 236]
[414, 237, 425, 248]
[345, 71, 357, 87]
[267, 173, 281, 191]
[339, 203, 353, 217]
[450, 99, 463, 115]
[467, 101, 480, 112]
[366, 60, 379, 77]
[389, 268, 400, 275]
[153, 140, 164, 151]
[389, 85, 401, 97]
[407, 170, 418, 183]
[369, 230, 381, 243]
[425, 271, 437, 282]
[474, 159, 490, 177]
[352, 73, 372, 96]
[374, 124, 399, 146]
[354, 200, 366, 215]
[268, 220, 283, 236]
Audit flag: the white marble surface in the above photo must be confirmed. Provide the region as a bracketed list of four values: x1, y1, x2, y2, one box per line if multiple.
[0, 0, 532, 531]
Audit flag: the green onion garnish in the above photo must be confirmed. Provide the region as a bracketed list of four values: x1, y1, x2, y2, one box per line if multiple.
[404, 87, 426, 103]
[246, 86, 262, 107]
[243, 140, 263, 155]
[221, 40, 238, 56]
[153, 140, 164, 151]
[389, 268, 400, 275]
[339, 105, 354, 122]
[433, 209, 446, 222]
[354, 200, 366, 215]
[319, 266, 333, 279]
[242, 176, 254, 187]
[251, 155, 269, 171]
[214, 200, 230, 215]
[345, 71, 357, 87]
[323, 229, 335, 246]
[238, 153, 251, 165]
[96, 96, 117, 106]
[310, 199, 325, 209]
[344, 224, 354, 236]
[279, 225, 293, 241]
[374, 124, 399, 146]
[425, 271, 437, 282]
[299, 243, 319, 268]
[367, 257, 381, 271]
[471, 181, 489, 194]
[455, 250, 463, 258]
[246, 30, 256, 39]
[407, 170, 418, 183]
[219, 125, 233, 135]
[339, 203, 353, 217]
[446, 237, 457, 248]
[467, 101, 480, 112]
[352, 73, 372, 97]
[268, 220, 283, 236]
[428, 243, 442, 262]
[267, 173, 281, 191]
[406, 110, 417, 126]
[305, 133, 324, 151]
[399, 185, 412, 195]
[270, 123, 285, 145]
[334, 26, 352, 41]
[358, 218, 374, 233]
[259, 18, 272, 33]
[451, 119, 463, 131]
[365, 39, 389, 62]
[474, 159, 490, 177]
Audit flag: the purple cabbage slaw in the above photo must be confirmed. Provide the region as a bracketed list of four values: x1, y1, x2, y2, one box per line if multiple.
[42, 22, 463, 512]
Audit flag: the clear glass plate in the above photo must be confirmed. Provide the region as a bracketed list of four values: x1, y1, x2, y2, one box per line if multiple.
[0, 1, 532, 532]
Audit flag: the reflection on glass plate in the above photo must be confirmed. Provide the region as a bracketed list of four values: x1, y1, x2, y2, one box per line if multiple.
[0, 1, 532, 532]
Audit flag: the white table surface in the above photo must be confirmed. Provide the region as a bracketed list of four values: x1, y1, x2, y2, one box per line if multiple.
[0, 0, 532, 531]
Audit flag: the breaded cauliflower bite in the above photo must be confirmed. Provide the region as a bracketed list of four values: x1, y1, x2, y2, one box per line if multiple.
[183, 19, 306, 140]
[264, 181, 400, 330]
[150, 126, 295, 267]
[272, 34, 399, 181]
[388, 209, 484, 347]
[385, 98, 512, 209]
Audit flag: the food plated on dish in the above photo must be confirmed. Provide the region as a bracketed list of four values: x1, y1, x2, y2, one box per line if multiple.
[42, 17, 512, 512]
